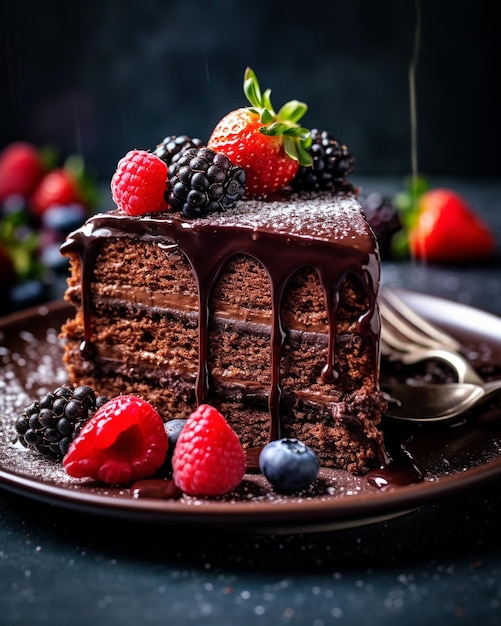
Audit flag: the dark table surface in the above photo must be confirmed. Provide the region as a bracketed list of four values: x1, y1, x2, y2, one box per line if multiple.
[2, 177, 501, 625]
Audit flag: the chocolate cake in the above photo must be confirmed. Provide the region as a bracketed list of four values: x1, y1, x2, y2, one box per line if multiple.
[60, 191, 386, 474]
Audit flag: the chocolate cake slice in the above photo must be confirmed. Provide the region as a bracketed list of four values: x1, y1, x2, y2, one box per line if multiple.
[60, 191, 386, 473]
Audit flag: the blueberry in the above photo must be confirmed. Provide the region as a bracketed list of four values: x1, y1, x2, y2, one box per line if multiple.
[162, 418, 187, 470]
[41, 204, 86, 234]
[40, 243, 69, 272]
[164, 418, 187, 450]
[259, 438, 320, 494]
[9, 279, 49, 310]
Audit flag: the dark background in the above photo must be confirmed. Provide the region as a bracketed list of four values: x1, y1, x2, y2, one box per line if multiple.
[1, 0, 499, 183]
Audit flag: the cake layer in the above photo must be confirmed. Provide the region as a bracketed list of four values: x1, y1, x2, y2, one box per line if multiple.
[60, 192, 385, 473]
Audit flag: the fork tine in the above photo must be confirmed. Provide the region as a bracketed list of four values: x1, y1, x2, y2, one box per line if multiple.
[380, 287, 462, 351]
[379, 287, 484, 385]
[380, 321, 421, 353]
[380, 299, 447, 351]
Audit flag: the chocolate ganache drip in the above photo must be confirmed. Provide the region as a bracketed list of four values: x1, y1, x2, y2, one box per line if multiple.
[61, 193, 381, 446]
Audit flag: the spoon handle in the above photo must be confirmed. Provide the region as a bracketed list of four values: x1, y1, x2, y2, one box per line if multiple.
[481, 379, 501, 401]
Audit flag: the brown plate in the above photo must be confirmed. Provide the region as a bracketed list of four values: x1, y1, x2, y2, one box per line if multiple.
[1, 293, 501, 534]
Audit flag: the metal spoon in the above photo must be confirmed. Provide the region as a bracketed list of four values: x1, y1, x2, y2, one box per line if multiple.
[383, 379, 501, 422]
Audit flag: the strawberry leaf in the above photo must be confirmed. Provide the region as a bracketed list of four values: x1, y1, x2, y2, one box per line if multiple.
[260, 109, 275, 125]
[277, 100, 308, 124]
[243, 67, 263, 109]
[283, 126, 310, 138]
[390, 174, 430, 258]
[262, 88, 274, 113]
[260, 122, 290, 136]
[296, 140, 314, 167]
[283, 136, 299, 162]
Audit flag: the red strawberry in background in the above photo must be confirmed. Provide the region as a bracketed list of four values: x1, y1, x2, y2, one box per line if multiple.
[208, 67, 312, 198]
[0, 142, 45, 201]
[409, 188, 496, 263]
[30, 167, 83, 218]
[29, 153, 97, 219]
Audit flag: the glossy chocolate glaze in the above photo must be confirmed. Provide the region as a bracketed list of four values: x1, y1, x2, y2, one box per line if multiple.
[61, 193, 382, 462]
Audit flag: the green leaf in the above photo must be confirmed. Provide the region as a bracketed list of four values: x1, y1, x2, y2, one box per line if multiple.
[296, 140, 314, 167]
[390, 173, 429, 258]
[260, 122, 289, 137]
[244, 67, 263, 108]
[283, 126, 309, 138]
[283, 136, 299, 162]
[390, 229, 410, 259]
[262, 88, 274, 113]
[260, 109, 275, 125]
[277, 100, 308, 123]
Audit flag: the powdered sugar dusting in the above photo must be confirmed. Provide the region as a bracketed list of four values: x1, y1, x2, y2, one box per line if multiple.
[197, 193, 370, 241]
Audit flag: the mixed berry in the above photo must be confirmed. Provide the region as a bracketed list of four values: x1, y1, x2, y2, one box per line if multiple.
[360, 191, 402, 259]
[154, 134, 204, 166]
[360, 177, 496, 263]
[290, 128, 356, 194]
[111, 149, 169, 216]
[109, 67, 357, 219]
[0, 142, 96, 313]
[15, 385, 109, 457]
[63, 394, 169, 484]
[14, 386, 320, 497]
[167, 146, 246, 218]
[259, 438, 320, 494]
[172, 404, 246, 496]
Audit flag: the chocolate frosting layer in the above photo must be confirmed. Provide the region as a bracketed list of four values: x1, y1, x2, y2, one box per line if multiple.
[61, 192, 381, 444]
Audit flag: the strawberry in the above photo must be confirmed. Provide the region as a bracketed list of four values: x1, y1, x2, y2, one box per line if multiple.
[63, 395, 168, 484]
[30, 168, 83, 218]
[0, 142, 44, 201]
[172, 404, 246, 496]
[409, 188, 496, 263]
[111, 149, 169, 216]
[207, 67, 312, 198]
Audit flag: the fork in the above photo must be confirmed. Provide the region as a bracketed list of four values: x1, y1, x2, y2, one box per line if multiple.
[379, 287, 485, 385]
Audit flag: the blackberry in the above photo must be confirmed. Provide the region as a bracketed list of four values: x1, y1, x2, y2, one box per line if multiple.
[167, 146, 246, 219]
[15, 385, 109, 458]
[361, 192, 402, 258]
[154, 134, 204, 167]
[290, 129, 356, 193]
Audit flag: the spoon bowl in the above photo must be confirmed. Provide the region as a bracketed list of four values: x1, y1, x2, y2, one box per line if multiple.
[382, 380, 501, 422]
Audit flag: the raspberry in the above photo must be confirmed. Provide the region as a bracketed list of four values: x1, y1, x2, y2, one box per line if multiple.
[63, 395, 168, 484]
[111, 150, 169, 216]
[172, 404, 246, 496]
[259, 438, 320, 493]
